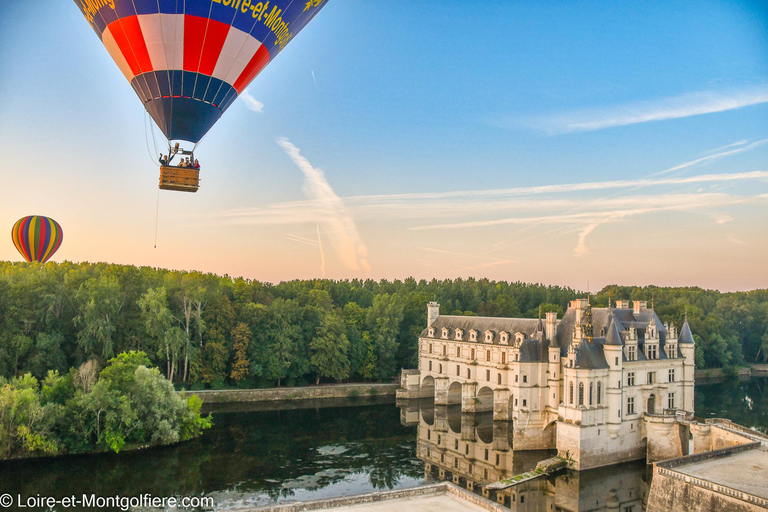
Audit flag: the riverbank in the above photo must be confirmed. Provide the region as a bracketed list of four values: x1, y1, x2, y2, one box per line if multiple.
[194, 382, 399, 405]
[695, 366, 755, 380]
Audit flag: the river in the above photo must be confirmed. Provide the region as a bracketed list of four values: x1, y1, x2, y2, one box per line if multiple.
[2, 378, 766, 511]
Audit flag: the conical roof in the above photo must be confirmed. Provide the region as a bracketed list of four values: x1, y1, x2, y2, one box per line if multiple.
[605, 316, 623, 346]
[679, 321, 694, 344]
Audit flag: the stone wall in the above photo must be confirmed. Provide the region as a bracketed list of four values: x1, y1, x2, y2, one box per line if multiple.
[194, 383, 398, 404]
[648, 443, 767, 512]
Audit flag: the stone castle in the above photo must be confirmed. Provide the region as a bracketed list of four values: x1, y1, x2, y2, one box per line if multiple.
[398, 298, 696, 470]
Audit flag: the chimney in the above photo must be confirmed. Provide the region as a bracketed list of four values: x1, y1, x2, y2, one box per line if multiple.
[632, 301, 647, 314]
[616, 300, 630, 309]
[427, 302, 440, 328]
[545, 311, 557, 341]
[571, 298, 587, 323]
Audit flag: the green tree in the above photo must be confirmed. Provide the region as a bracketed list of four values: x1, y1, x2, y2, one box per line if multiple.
[74, 275, 124, 359]
[310, 312, 350, 385]
[230, 323, 252, 383]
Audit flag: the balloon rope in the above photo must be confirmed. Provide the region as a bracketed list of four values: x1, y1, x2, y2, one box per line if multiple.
[144, 112, 160, 167]
[154, 187, 161, 249]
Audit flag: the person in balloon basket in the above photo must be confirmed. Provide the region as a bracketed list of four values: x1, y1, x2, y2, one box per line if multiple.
[159, 154, 167, 166]
[194, 159, 201, 170]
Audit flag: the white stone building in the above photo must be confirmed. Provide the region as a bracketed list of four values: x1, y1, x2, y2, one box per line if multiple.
[398, 299, 696, 470]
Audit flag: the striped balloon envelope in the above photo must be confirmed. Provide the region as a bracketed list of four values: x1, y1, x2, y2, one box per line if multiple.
[74, 0, 328, 143]
[11, 216, 64, 264]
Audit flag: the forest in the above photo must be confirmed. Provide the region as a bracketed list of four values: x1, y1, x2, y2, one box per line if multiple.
[1, 261, 767, 389]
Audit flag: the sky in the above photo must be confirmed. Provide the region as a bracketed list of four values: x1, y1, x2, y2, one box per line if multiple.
[0, 1, 767, 292]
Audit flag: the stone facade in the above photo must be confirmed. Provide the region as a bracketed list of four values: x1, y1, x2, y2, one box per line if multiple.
[399, 299, 696, 470]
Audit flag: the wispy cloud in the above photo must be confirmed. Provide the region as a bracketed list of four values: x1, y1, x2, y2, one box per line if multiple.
[346, 170, 768, 204]
[241, 90, 264, 113]
[653, 138, 768, 176]
[726, 233, 747, 246]
[529, 86, 768, 134]
[276, 138, 370, 273]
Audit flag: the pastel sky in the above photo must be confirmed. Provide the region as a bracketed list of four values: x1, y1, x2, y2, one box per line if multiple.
[1, 1, 767, 291]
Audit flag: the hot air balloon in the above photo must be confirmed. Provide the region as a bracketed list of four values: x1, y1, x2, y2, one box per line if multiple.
[11, 216, 64, 263]
[74, 0, 328, 192]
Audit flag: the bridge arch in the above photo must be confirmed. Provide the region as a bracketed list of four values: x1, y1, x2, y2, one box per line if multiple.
[421, 375, 435, 400]
[448, 381, 463, 405]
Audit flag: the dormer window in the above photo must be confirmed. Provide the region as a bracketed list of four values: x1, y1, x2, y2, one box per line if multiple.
[500, 332, 509, 345]
[514, 332, 525, 347]
[667, 343, 677, 359]
[428, 327, 435, 338]
[441, 328, 449, 339]
[469, 330, 477, 342]
[455, 329, 464, 340]
[484, 331, 493, 343]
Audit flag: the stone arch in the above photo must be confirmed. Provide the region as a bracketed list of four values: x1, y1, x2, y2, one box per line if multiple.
[421, 405, 435, 426]
[477, 386, 495, 413]
[421, 375, 436, 399]
[647, 394, 656, 414]
[448, 381, 463, 405]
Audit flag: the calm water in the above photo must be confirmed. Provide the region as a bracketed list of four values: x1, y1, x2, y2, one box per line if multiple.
[1, 378, 765, 511]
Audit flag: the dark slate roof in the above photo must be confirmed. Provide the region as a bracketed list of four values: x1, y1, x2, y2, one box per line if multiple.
[519, 338, 543, 363]
[679, 321, 694, 344]
[605, 316, 623, 346]
[555, 307, 668, 355]
[421, 315, 542, 344]
[574, 339, 609, 369]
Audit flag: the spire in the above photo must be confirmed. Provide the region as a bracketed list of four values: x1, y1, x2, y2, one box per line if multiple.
[584, 295, 593, 342]
[537, 305, 543, 332]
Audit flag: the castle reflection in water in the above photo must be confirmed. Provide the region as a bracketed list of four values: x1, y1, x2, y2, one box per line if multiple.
[398, 399, 651, 511]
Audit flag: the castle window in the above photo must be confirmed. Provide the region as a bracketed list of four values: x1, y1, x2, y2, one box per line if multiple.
[471, 348, 475, 360]
[627, 396, 635, 415]
[569, 382, 574, 405]
[498, 374, 502, 385]
[597, 382, 602, 404]
[441, 454, 444, 463]
[647, 372, 655, 384]
[523, 375, 528, 383]
[441, 328, 449, 339]
[455, 439, 459, 449]
[578, 383, 584, 406]
[443, 345, 447, 356]
[429, 344, 433, 354]
[486, 369, 491, 381]
[589, 382, 593, 405]
[429, 361, 432, 371]
[438, 434, 441, 445]
[455, 329, 463, 340]
[647, 344, 658, 360]
[627, 372, 635, 386]
[627, 345, 636, 361]
[668, 344, 677, 358]
[467, 368, 471, 379]
[469, 330, 477, 341]
[427, 430, 430, 440]
[669, 369, 675, 382]
[485, 449, 489, 461]
[485, 331, 493, 343]
[457, 365, 460, 376]
[487, 350, 491, 362]
[515, 375, 518, 382]
[500, 332, 508, 344]
[439, 364, 442, 374]
[428, 328, 434, 337]
[501, 353, 506, 364]
[454, 457, 458, 468]
[668, 393, 675, 409]
[522, 399, 527, 407]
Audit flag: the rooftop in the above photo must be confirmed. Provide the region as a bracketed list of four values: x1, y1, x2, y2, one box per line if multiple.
[670, 447, 768, 500]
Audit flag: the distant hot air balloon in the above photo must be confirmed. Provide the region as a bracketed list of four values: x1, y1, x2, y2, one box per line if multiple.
[74, 0, 328, 192]
[11, 216, 64, 263]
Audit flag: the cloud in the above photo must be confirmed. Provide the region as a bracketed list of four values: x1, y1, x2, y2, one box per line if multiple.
[653, 138, 768, 176]
[345, 170, 768, 204]
[725, 234, 747, 246]
[241, 90, 264, 113]
[276, 138, 370, 273]
[528, 86, 768, 134]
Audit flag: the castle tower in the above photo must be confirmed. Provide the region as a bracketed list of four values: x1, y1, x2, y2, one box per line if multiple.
[678, 313, 696, 412]
[604, 312, 623, 438]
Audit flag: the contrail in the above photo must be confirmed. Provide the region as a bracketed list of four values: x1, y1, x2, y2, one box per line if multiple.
[317, 223, 326, 278]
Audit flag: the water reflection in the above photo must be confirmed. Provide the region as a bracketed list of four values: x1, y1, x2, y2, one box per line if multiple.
[400, 399, 651, 511]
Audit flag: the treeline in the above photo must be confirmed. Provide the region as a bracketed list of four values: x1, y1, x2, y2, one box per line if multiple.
[1, 261, 767, 388]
